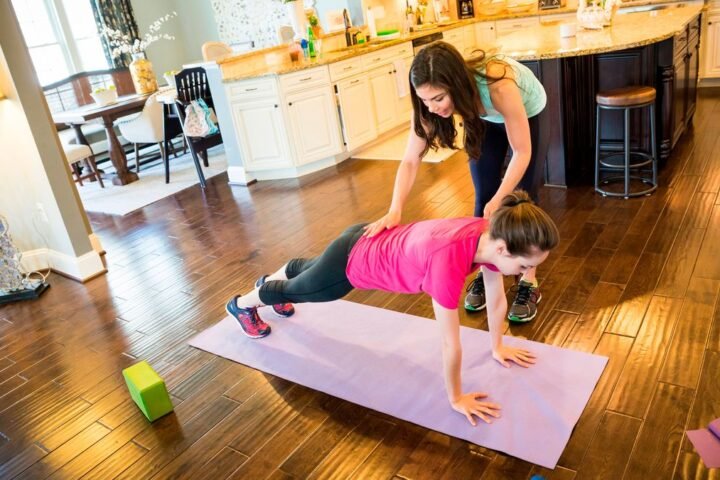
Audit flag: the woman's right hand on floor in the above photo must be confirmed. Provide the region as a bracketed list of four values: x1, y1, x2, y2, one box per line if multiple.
[451, 392, 502, 426]
[363, 210, 401, 237]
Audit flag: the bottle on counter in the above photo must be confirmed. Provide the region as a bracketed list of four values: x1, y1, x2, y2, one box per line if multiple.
[307, 25, 317, 58]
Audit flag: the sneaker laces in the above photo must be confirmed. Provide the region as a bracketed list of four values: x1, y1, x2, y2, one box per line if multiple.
[466, 277, 485, 294]
[513, 283, 533, 306]
[246, 308, 261, 326]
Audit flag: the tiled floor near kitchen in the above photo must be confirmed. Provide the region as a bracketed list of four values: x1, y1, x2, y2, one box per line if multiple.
[1, 88, 719, 479]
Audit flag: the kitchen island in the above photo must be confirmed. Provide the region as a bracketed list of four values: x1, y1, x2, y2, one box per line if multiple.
[493, 2, 703, 185]
[213, 2, 702, 186]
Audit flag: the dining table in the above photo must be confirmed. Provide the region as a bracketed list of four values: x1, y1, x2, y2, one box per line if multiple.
[53, 93, 150, 186]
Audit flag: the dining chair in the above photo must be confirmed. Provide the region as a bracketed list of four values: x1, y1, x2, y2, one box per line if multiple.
[63, 143, 104, 188]
[201, 42, 233, 61]
[173, 67, 224, 188]
[115, 89, 185, 182]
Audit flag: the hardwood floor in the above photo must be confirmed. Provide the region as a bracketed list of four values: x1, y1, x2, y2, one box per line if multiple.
[1, 88, 720, 479]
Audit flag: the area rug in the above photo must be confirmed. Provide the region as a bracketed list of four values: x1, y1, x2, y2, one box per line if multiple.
[353, 125, 463, 164]
[188, 300, 607, 468]
[75, 146, 227, 216]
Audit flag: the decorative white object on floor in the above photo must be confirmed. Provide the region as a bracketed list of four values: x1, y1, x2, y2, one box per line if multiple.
[353, 126, 463, 164]
[76, 147, 227, 216]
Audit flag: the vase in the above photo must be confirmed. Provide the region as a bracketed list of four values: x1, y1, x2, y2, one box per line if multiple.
[285, 1, 306, 40]
[129, 52, 158, 95]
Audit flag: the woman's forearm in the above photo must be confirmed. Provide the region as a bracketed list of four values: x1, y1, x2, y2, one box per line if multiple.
[486, 296, 507, 351]
[494, 151, 531, 201]
[389, 160, 421, 215]
[442, 340, 463, 402]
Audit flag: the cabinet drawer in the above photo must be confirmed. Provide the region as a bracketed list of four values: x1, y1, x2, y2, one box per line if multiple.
[496, 17, 539, 36]
[226, 78, 277, 100]
[329, 57, 364, 82]
[279, 66, 330, 92]
[362, 42, 413, 68]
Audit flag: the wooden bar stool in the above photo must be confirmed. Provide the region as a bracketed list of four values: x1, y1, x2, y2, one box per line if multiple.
[594, 86, 657, 198]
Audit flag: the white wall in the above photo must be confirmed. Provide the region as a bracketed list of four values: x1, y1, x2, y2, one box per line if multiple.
[1, 0, 104, 281]
[131, 0, 220, 81]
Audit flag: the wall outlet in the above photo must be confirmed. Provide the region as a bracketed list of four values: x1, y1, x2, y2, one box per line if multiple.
[36, 202, 49, 223]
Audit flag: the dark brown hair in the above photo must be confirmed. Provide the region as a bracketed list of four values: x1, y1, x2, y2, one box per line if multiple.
[409, 41, 507, 159]
[488, 191, 559, 256]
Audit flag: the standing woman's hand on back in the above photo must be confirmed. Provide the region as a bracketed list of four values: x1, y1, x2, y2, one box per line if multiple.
[482, 195, 503, 219]
[364, 210, 402, 237]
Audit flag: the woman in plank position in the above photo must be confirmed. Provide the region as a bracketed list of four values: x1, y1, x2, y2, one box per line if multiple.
[225, 191, 558, 425]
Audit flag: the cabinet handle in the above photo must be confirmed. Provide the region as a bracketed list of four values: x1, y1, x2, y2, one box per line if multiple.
[274, 104, 278, 108]
[343, 66, 353, 70]
[288, 102, 293, 106]
[299, 77, 312, 81]
[350, 79, 360, 84]
[373, 57, 382, 61]
[245, 87, 258, 91]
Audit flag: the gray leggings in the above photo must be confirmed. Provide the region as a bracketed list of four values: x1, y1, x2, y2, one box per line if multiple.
[258, 223, 366, 305]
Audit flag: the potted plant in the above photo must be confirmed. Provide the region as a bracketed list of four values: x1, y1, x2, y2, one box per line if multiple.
[90, 85, 118, 106]
[101, 12, 178, 94]
[163, 70, 179, 87]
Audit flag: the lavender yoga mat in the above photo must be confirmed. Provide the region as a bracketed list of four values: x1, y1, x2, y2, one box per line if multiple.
[687, 419, 720, 468]
[189, 300, 607, 468]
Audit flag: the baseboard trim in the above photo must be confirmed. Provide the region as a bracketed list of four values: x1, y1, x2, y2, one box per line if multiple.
[20, 247, 106, 283]
[227, 166, 257, 186]
[699, 78, 720, 88]
[88, 233, 105, 255]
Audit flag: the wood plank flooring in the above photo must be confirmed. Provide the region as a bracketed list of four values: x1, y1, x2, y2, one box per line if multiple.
[1, 88, 720, 479]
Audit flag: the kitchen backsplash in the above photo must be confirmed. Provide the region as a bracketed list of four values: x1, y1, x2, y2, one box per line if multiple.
[211, 0, 290, 49]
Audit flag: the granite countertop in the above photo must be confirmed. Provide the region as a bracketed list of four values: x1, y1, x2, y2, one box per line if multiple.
[220, 1, 702, 82]
[495, 3, 702, 60]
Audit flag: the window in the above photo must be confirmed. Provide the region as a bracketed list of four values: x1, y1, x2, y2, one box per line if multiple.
[11, 0, 110, 86]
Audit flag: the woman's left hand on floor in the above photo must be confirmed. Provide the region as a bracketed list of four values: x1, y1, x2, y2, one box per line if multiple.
[492, 345, 537, 368]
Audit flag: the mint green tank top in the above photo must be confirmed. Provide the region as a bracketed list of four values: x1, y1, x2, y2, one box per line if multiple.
[475, 56, 547, 124]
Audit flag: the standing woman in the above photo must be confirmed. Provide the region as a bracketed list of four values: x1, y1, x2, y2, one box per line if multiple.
[364, 41, 548, 322]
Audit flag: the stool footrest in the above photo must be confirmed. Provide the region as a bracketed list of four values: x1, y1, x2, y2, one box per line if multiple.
[599, 151, 655, 170]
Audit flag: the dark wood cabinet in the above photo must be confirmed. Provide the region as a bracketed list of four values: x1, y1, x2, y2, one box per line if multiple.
[686, 34, 700, 125]
[533, 13, 701, 186]
[672, 46, 688, 146]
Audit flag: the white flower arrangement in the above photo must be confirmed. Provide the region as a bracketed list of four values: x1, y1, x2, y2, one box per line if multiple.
[102, 12, 178, 59]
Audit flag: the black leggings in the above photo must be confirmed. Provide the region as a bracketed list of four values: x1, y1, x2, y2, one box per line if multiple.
[469, 114, 546, 216]
[258, 223, 366, 305]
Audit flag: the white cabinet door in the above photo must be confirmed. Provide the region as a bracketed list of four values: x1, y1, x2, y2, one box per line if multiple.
[475, 22, 496, 47]
[231, 99, 292, 171]
[395, 56, 414, 123]
[443, 27, 465, 54]
[336, 75, 378, 151]
[703, 15, 720, 78]
[285, 86, 343, 166]
[462, 25, 477, 57]
[369, 64, 399, 134]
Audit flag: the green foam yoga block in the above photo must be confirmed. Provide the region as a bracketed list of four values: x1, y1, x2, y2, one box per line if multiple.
[122, 361, 174, 421]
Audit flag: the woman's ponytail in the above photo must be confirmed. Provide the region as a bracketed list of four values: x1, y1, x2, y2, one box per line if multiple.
[489, 191, 559, 255]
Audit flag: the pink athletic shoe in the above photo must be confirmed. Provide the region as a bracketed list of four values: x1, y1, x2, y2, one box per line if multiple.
[255, 275, 295, 317]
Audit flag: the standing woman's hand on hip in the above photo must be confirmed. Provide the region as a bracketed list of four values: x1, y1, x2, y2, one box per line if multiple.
[364, 210, 401, 237]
